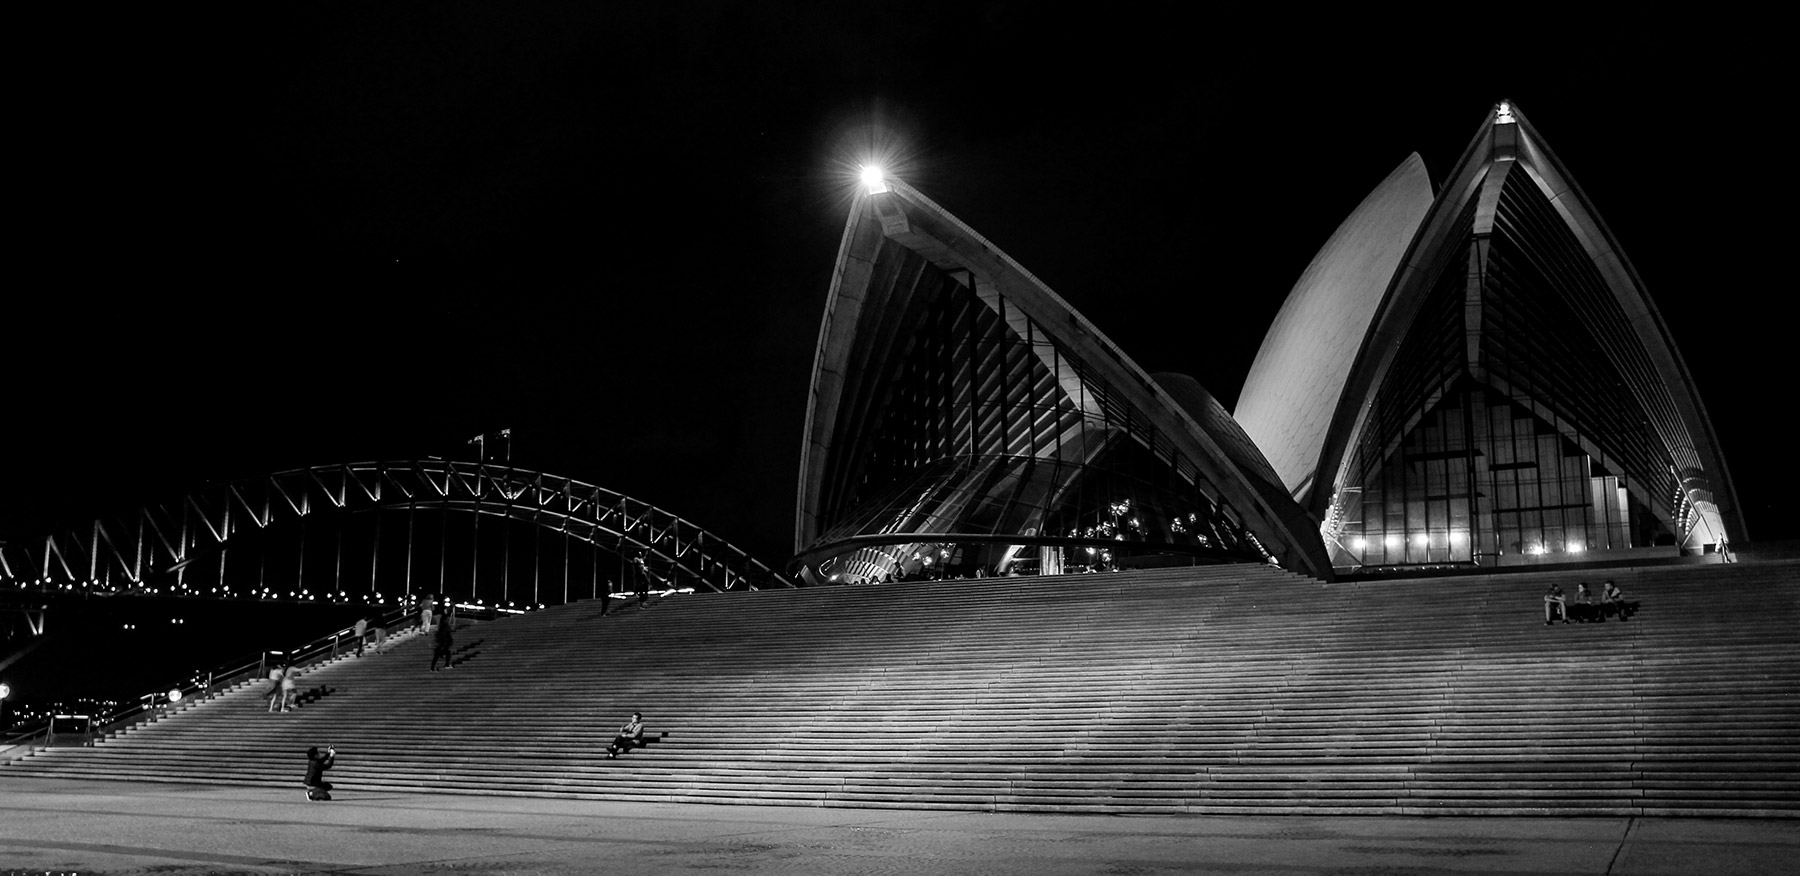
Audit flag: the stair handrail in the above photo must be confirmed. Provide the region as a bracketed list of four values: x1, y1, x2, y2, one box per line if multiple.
[5, 600, 522, 751]
[80, 603, 422, 743]
[0, 718, 50, 749]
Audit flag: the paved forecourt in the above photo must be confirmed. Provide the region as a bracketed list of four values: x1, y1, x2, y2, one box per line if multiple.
[0, 776, 1794, 875]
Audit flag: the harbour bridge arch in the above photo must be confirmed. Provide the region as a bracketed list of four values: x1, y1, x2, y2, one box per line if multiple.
[0, 460, 794, 609]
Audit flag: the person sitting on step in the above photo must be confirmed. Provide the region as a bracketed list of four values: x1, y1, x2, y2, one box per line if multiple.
[1602, 580, 1629, 621]
[1573, 582, 1595, 622]
[1543, 583, 1568, 625]
[607, 712, 645, 759]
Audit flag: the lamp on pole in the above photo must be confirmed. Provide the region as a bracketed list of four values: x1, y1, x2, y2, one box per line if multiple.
[0, 682, 11, 731]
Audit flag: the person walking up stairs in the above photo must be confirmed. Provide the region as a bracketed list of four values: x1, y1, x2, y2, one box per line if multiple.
[429, 617, 455, 671]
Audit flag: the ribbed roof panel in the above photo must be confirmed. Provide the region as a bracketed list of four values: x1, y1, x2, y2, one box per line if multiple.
[1237, 154, 1434, 504]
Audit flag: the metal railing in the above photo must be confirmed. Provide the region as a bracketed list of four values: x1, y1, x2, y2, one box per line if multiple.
[1, 602, 515, 752]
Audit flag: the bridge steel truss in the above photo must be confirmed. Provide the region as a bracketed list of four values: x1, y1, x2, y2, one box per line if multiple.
[0, 460, 794, 600]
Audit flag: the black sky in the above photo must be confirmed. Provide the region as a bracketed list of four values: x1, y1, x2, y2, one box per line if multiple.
[7, 6, 1790, 569]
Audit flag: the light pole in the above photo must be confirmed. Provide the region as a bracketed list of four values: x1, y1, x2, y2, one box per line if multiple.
[0, 682, 11, 731]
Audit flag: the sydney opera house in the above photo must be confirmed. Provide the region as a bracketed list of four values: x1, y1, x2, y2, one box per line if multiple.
[5, 101, 1789, 830]
[794, 101, 1742, 583]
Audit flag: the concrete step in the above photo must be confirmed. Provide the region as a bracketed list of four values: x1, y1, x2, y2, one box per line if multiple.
[7, 559, 1797, 816]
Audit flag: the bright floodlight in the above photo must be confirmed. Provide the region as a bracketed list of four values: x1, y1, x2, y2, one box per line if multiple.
[860, 164, 889, 195]
[167, 688, 183, 703]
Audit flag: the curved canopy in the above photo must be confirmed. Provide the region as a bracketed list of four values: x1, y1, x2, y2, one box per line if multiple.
[796, 179, 1334, 582]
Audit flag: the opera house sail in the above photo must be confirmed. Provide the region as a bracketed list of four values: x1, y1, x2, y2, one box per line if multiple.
[795, 173, 1334, 584]
[1239, 102, 1742, 572]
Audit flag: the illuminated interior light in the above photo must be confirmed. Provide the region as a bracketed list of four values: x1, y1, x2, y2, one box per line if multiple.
[1449, 531, 1466, 544]
[1385, 536, 1402, 549]
[1496, 101, 1516, 124]
[1412, 534, 1428, 547]
[1566, 544, 1585, 553]
[1349, 537, 1367, 552]
[860, 165, 889, 195]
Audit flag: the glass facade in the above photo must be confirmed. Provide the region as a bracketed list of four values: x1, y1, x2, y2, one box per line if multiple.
[1328, 378, 1670, 569]
[800, 231, 1267, 584]
[1323, 147, 1710, 572]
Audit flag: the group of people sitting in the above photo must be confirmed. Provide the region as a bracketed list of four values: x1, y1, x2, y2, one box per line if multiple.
[1543, 580, 1632, 624]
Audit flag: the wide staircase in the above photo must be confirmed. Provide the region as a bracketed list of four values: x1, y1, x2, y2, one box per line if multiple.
[5, 561, 1796, 815]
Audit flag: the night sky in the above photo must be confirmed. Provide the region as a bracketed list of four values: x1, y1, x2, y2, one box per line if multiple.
[7, 7, 1790, 575]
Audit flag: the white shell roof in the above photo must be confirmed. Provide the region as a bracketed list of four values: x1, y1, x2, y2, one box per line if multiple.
[1234, 154, 1433, 505]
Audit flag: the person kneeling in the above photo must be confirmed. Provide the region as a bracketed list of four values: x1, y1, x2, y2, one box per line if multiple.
[607, 712, 644, 759]
[304, 745, 336, 800]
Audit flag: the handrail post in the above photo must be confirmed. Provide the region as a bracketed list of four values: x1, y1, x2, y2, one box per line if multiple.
[332, 632, 339, 660]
